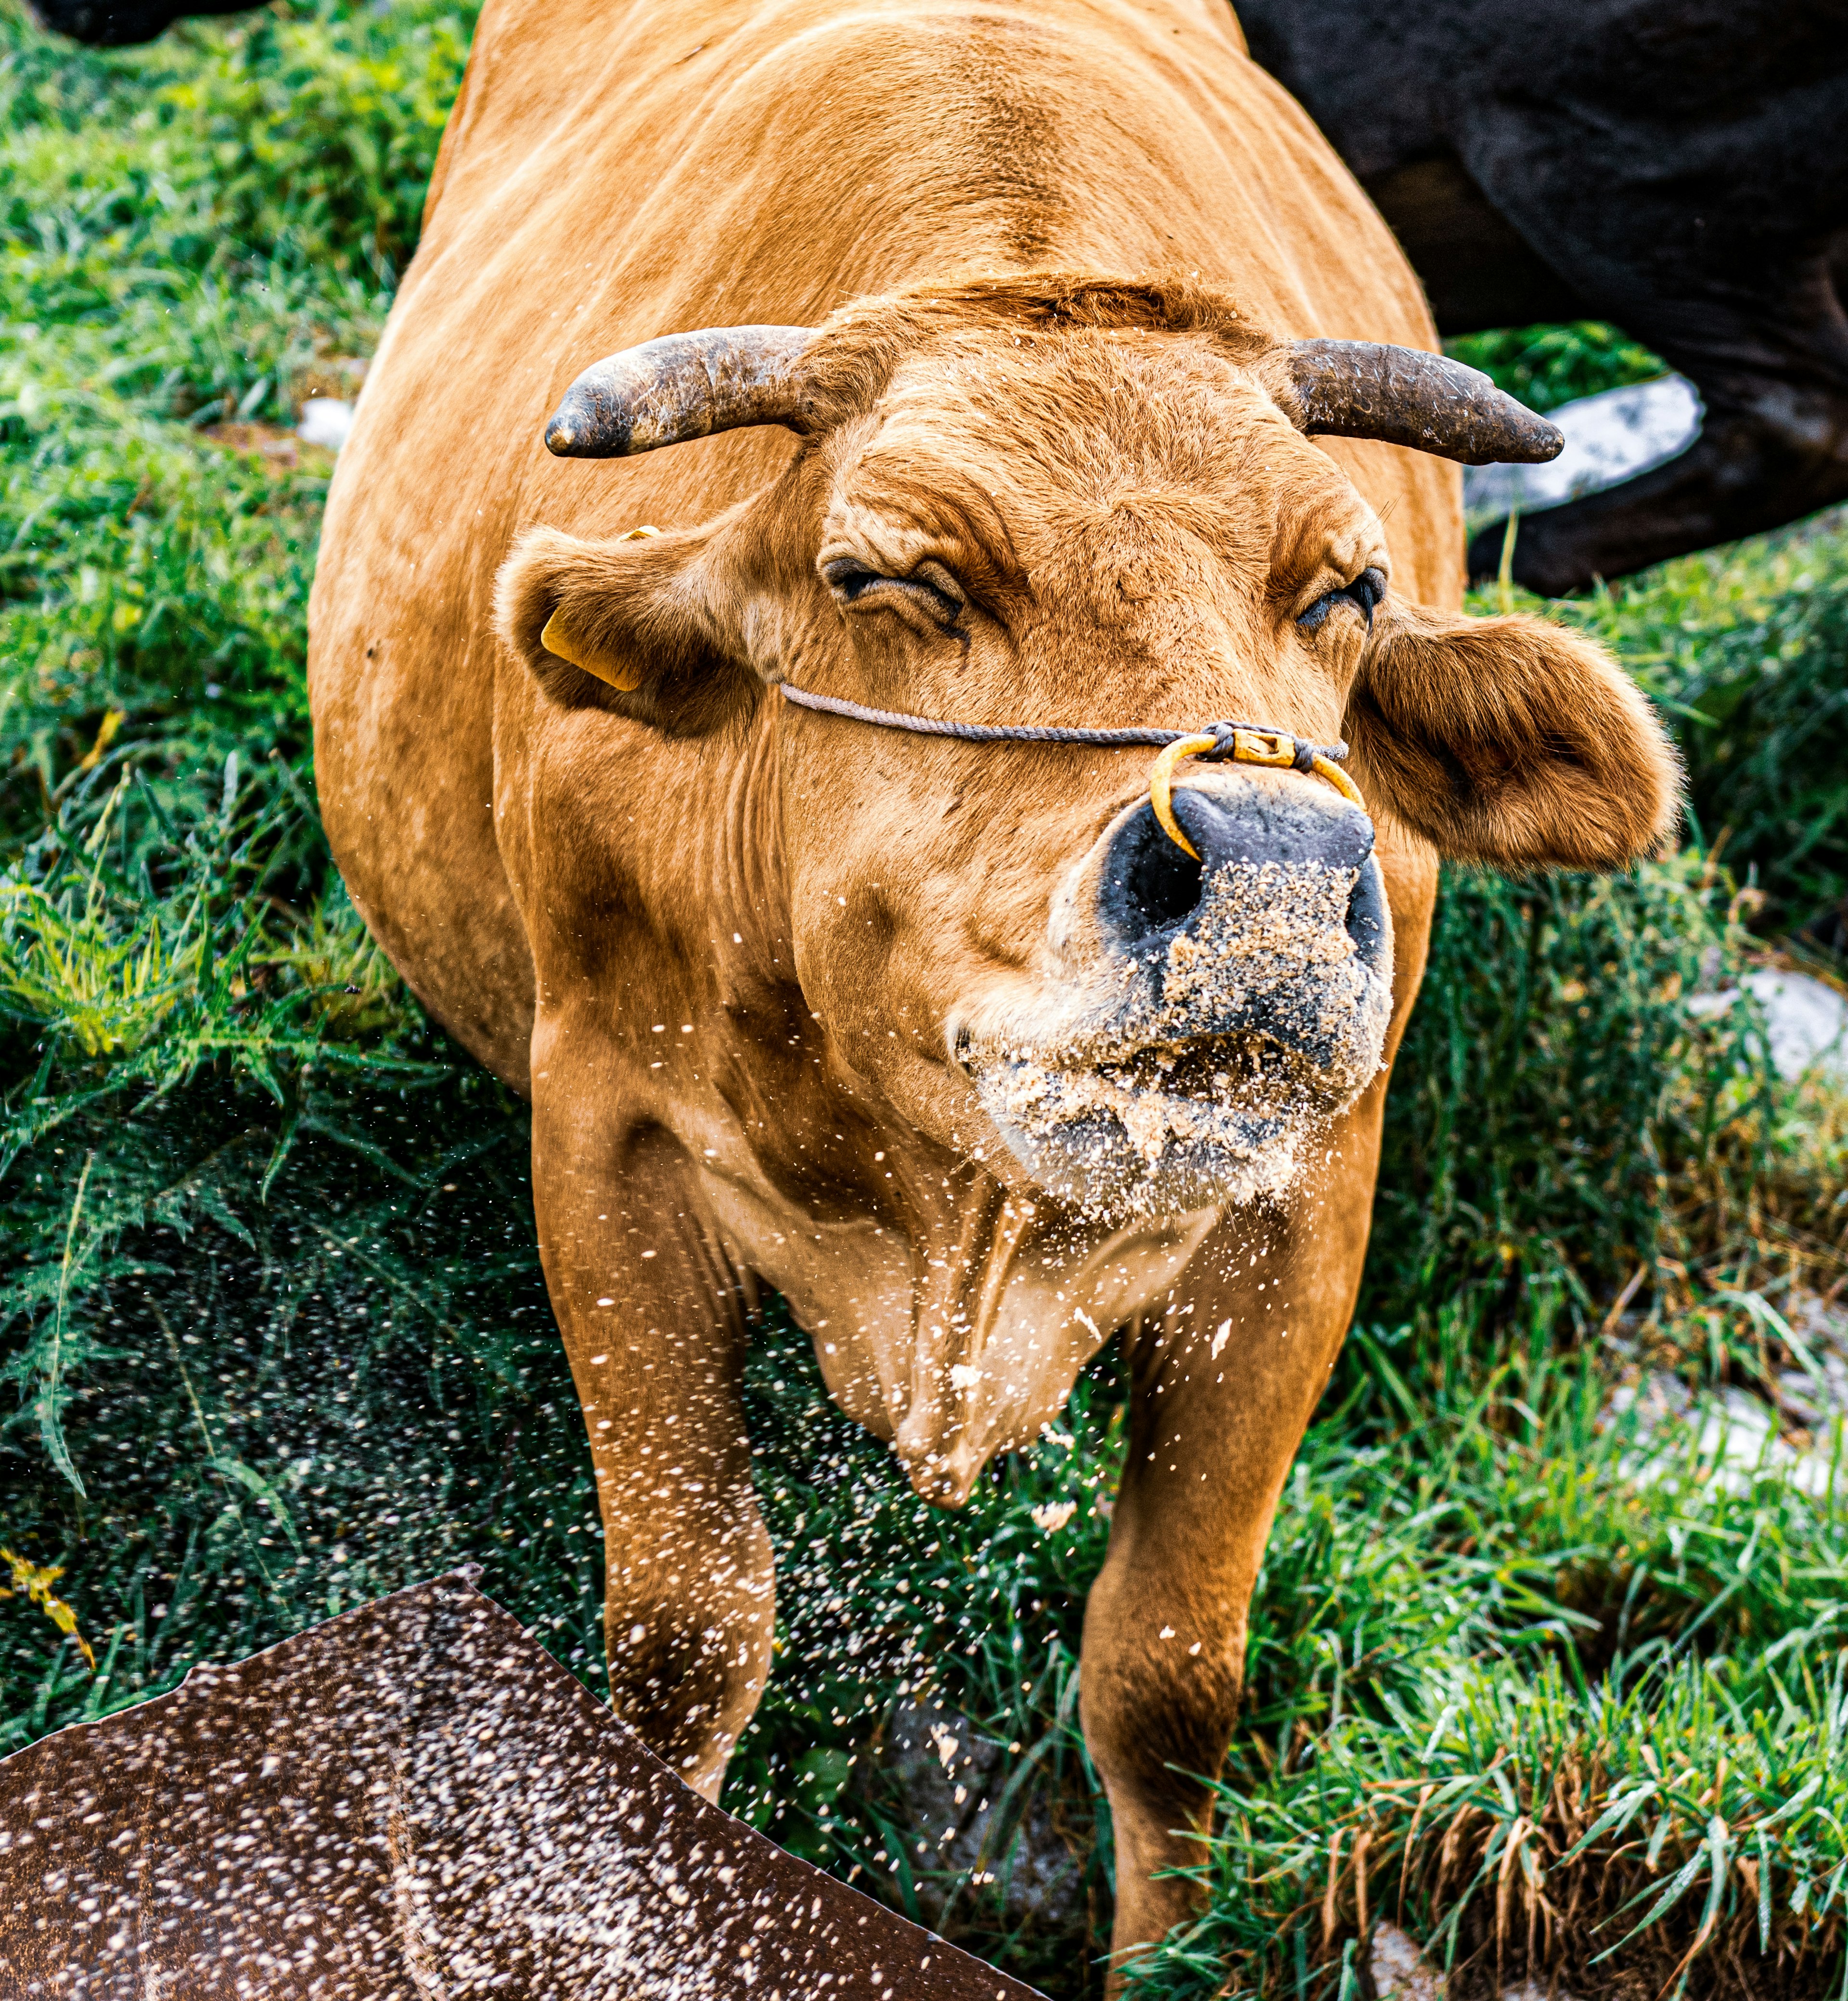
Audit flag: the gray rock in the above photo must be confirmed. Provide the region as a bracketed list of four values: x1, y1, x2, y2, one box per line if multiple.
[1372, 1920, 1448, 2000]
[1370, 1920, 1581, 2001]
[1687, 969, 1848, 1083]
[1607, 1292, 1848, 1498]
[1463, 375, 1701, 529]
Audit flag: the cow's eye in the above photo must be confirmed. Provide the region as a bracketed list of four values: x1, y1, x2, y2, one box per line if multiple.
[822, 558, 883, 602]
[822, 557, 966, 627]
[1297, 566, 1386, 633]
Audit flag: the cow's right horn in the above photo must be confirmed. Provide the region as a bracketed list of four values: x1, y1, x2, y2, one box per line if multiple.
[1284, 339, 1564, 465]
[544, 326, 815, 458]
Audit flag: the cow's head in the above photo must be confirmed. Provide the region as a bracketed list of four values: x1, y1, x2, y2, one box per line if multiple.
[498, 278, 1677, 1219]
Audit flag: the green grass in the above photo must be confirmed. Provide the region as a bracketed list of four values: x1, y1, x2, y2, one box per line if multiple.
[1120, 1300, 1848, 2000]
[1563, 532, 1848, 951]
[3, 6, 1848, 1999]
[1450, 323, 1669, 416]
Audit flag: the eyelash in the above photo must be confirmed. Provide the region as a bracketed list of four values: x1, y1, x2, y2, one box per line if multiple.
[825, 560, 882, 602]
[1297, 566, 1386, 633]
[823, 560, 964, 624]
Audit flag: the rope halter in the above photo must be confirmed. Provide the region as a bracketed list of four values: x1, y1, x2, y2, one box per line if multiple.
[776, 684, 1364, 862]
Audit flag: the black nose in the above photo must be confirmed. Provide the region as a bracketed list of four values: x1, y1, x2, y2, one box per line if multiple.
[1100, 781, 1385, 959]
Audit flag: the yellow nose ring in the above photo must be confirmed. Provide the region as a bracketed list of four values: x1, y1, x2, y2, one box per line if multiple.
[1147, 727, 1367, 862]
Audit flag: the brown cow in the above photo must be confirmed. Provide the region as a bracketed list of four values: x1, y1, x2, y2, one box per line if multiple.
[307, 0, 1677, 1971]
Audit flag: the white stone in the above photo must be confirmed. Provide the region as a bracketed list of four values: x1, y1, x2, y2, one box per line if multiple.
[1372, 1922, 1446, 2000]
[1613, 1373, 1845, 1501]
[1371, 1920, 1588, 2001]
[1463, 374, 1702, 527]
[1686, 969, 1848, 1082]
[298, 397, 356, 452]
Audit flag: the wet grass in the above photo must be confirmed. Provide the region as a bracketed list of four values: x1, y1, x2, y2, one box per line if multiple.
[3, 5, 1848, 1999]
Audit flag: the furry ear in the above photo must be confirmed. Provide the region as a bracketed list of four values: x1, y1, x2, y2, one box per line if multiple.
[1345, 603, 1681, 868]
[493, 521, 753, 733]
[535, 524, 661, 690]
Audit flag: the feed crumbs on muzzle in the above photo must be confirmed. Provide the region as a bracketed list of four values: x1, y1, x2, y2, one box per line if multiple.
[970, 858, 1395, 1219]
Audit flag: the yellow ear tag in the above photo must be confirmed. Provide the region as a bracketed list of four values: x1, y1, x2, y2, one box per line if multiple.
[537, 526, 662, 690]
[539, 607, 642, 689]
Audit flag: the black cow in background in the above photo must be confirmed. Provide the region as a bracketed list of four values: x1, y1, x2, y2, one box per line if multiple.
[1237, 0, 1848, 593]
[31, 0, 1848, 595]
[28, 0, 241, 46]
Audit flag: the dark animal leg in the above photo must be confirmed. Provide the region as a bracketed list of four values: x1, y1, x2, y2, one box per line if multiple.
[27, 0, 247, 44]
[1469, 259, 1848, 594]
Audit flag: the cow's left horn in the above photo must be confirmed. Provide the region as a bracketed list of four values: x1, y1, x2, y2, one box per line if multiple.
[544, 326, 815, 458]
[1284, 339, 1564, 465]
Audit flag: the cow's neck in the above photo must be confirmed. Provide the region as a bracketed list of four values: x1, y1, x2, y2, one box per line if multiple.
[656, 709, 1216, 1503]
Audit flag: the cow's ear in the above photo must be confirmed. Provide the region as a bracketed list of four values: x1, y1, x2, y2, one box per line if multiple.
[1344, 602, 1681, 868]
[493, 522, 754, 734]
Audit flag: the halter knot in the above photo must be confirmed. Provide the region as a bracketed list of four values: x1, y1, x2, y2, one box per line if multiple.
[1192, 723, 1347, 772]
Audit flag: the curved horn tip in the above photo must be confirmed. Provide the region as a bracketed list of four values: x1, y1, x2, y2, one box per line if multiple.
[543, 378, 638, 459]
[545, 414, 631, 457]
[540, 324, 815, 460]
[1285, 337, 1570, 467]
[1510, 415, 1566, 465]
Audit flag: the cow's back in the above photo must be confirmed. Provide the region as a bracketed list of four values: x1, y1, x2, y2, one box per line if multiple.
[307, 0, 1459, 1083]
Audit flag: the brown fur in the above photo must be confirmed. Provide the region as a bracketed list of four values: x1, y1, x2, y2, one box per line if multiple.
[308, 0, 1675, 1974]
[1349, 603, 1681, 867]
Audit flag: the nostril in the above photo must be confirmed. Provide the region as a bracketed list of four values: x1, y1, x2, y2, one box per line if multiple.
[1344, 856, 1389, 962]
[1100, 792, 1381, 954]
[1117, 820, 1203, 934]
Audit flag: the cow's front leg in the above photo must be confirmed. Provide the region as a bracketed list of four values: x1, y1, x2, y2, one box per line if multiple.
[1080, 1150, 1377, 1975]
[532, 1050, 771, 1800]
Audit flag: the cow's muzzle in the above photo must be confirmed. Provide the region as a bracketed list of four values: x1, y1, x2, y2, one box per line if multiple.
[961, 774, 1395, 1219]
[1102, 784, 1387, 985]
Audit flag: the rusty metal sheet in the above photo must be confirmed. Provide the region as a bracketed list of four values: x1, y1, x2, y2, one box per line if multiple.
[0, 1568, 1048, 2000]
